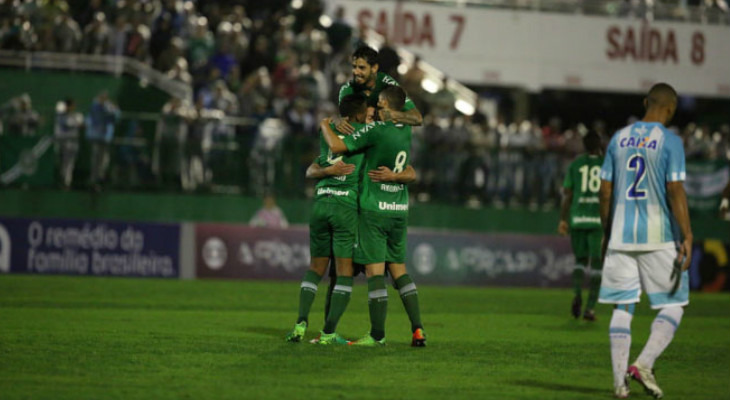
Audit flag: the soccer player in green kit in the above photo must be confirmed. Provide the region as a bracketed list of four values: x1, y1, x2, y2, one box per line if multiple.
[320, 86, 425, 346]
[285, 94, 369, 344]
[557, 131, 604, 321]
[335, 45, 422, 134]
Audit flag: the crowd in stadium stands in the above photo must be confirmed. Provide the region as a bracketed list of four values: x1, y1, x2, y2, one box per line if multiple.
[0, 0, 729, 207]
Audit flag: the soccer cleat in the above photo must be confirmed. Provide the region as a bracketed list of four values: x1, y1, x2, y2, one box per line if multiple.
[285, 321, 307, 343]
[349, 334, 386, 347]
[571, 295, 582, 319]
[317, 332, 349, 345]
[411, 328, 427, 347]
[628, 363, 663, 399]
[614, 384, 630, 399]
[583, 309, 597, 322]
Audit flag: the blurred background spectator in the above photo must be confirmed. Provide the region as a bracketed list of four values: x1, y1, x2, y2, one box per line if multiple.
[0, 0, 727, 210]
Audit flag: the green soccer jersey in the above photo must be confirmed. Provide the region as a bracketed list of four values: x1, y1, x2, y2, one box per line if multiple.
[343, 121, 412, 215]
[563, 154, 604, 229]
[338, 72, 416, 111]
[314, 122, 366, 207]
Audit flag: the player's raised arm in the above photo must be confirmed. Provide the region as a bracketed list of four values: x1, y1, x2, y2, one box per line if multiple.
[319, 118, 348, 154]
[305, 160, 355, 180]
[368, 165, 417, 184]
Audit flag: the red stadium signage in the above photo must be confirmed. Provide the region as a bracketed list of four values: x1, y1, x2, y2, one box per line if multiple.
[606, 24, 705, 66]
[328, 0, 730, 97]
[354, 2, 466, 50]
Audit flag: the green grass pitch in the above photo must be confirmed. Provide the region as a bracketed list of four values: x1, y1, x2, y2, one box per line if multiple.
[1, 275, 728, 400]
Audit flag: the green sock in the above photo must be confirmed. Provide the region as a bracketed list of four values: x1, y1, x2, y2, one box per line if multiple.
[324, 275, 336, 320]
[572, 264, 586, 298]
[296, 270, 322, 324]
[586, 261, 602, 310]
[367, 275, 388, 341]
[394, 274, 423, 332]
[323, 276, 353, 334]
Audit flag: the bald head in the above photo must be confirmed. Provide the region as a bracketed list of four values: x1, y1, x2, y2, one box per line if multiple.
[643, 83, 677, 125]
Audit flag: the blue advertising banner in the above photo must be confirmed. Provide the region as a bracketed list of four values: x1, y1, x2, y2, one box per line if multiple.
[0, 217, 180, 278]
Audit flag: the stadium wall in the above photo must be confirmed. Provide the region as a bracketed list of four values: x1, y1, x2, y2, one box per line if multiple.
[0, 191, 727, 290]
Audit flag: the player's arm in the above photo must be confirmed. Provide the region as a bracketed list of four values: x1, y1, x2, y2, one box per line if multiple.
[599, 179, 613, 260]
[665, 135, 692, 271]
[667, 181, 693, 271]
[558, 187, 573, 236]
[368, 165, 417, 184]
[305, 160, 355, 179]
[378, 108, 423, 126]
[319, 118, 348, 153]
[379, 108, 423, 126]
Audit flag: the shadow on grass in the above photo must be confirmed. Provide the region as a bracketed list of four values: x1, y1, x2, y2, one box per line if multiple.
[510, 379, 605, 395]
[241, 326, 286, 338]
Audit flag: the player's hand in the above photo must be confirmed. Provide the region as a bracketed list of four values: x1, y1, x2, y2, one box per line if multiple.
[368, 166, 396, 182]
[334, 117, 355, 134]
[557, 220, 569, 236]
[677, 237, 692, 271]
[325, 161, 355, 176]
[720, 198, 729, 219]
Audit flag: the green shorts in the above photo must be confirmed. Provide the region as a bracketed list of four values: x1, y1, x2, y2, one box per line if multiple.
[309, 199, 358, 259]
[355, 211, 407, 265]
[570, 228, 603, 261]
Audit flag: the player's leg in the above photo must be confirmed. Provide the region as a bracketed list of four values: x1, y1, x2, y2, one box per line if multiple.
[386, 216, 426, 346]
[323, 256, 336, 320]
[628, 248, 689, 398]
[286, 202, 331, 342]
[570, 230, 589, 318]
[599, 249, 641, 396]
[611, 303, 635, 399]
[320, 205, 358, 344]
[388, 263, 426, 347]
[350, 212, 388, 346]
[583, 229, 604, 321]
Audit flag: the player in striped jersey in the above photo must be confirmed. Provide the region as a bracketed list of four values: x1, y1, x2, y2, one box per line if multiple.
[558, 131, 604, 321]
[598, 83, 692, 399]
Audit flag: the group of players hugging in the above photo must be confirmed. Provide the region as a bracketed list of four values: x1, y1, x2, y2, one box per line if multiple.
[284, 45, 693, 400]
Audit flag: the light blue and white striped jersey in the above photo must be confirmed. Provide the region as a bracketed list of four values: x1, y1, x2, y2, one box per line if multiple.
[600, 121, 685, 250]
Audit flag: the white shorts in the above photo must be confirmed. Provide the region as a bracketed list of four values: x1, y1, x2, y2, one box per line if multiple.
[598, 248, 689, 309]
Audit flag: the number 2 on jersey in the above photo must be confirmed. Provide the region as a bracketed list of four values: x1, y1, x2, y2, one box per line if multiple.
[393, 151, 407, 173]
[626, 154, 647, 200]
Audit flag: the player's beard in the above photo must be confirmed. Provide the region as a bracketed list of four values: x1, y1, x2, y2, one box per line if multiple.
[349, 78, 368, 92]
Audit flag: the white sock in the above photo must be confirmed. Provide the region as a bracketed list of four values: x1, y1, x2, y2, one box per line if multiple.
[609, 308, 633, 387]
[636, 306, 684, 370]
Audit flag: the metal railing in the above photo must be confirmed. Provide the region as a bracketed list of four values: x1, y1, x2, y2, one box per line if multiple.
[0, 51, 193, 101]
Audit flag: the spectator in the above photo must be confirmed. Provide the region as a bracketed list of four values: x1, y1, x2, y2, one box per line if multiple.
[86, 91, 119, 191]
[154, 97, 191, 189]
[80, 12, 109, 54]
[326, 6, 352, 55]
[54, 98, 83, 189]
[249, 194, 289, 228]
[4, 94, 40, 136]
[52, 12, 82, 52]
